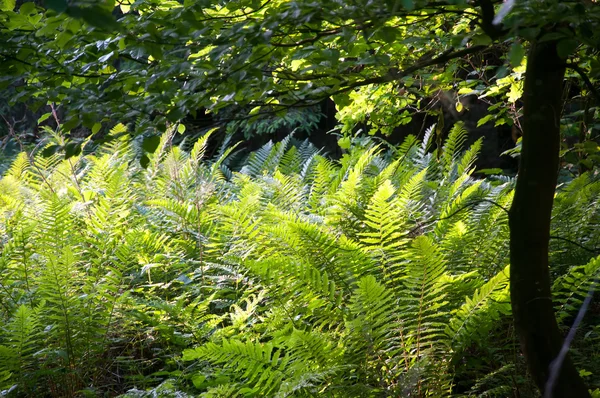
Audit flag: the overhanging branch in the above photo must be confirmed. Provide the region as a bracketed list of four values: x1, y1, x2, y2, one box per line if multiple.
[329, 44, 489, 96]
[212, 44, 490, 123]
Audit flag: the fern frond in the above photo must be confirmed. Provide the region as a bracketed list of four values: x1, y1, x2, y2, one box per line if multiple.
[359, 180, 412, 286]
[346, 275, 397, 354]
[457, 137, 483, 175]
[183, 339, 291, 395]
[441, 122, 468, 176]
[5, 153, 30, 181]
[307, 157, 336, 211]
[328, 146, 381, 231]
[0, 304, 39, 371]
[553, 255, 600, 323]
[434, 179, 485, 237]
[190, 130, 214, 165]
[262, 171, 306, 212]
[446, 265, 511, 352]
[241, 134, 293, 177]
[415, 124, 435, 169]
[399, 236, 449, 355]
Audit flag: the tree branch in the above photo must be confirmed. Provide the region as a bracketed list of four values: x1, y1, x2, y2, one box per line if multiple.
[328, 44, 489, 96]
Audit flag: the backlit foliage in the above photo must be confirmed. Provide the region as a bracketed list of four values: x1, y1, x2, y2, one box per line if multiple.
[0, 125, 598, 396]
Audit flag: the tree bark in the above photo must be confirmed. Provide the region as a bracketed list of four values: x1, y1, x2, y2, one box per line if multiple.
[509, 39, 590, 397]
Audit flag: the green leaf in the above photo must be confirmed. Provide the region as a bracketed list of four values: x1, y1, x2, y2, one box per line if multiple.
[539, 32, 567, 42]
[519, 28, 540, 41]
[166, 108, 184, 122]
[192, 374, 206, 388]
[557, 39, 578, 59]
[41, 144, 60, 157]
[333, 93, 352, 110]
[579, 369, 593, 378]
[103, 0, 115, 11]
[494, 117, 508, 126]
[92, 123, 102, 134]
[177, 124, 186, 134]
[338, 136, 351, 149]
[62, 117, 79, 132]
[495, 65, 509, 79]
[471, 34, 492, 46]
[477, 114, 494, 127]
[580, 159, 594, 170]
[64, 141, 81, 158]
[0, 0, 15, 11]
[142, 135, 160, 153]
[508, 42, 525, 68]
[67, 5, 120, 30]
[19, 2, 35, 14]
[38, 112, 52, 124]
[475, 168, 503, 175]
[377, 26, 397, 43]
[583, 140, 599, 153]
[457, 87, 475, 95]
[492, 0, 514, 24]
[507, 82, 522, 103]
[140, 154, 150, 168]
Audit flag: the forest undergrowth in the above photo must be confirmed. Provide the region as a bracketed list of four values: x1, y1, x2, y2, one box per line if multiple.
[0, 123, 599, 397]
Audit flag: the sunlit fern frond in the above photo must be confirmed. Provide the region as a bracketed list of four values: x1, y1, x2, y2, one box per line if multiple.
[441, 121, 469, 177]
[398, 236, 450, 359]
[446, 265, 511, 353]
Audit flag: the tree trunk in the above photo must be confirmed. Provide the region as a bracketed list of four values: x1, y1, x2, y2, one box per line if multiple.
[509, 39, 590, 397]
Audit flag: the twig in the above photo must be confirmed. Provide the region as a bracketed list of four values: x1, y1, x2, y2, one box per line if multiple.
[549, 235, 600, 254]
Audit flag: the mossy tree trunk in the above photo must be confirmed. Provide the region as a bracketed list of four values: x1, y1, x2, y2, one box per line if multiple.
[509, 38, 590, 397]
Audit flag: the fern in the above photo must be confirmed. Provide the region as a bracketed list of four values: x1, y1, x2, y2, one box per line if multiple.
[0, 305, 40, 391]
[241, 134, 293, 177]
[183, 339, 292, 396]
[440, 121, 469, 177]
[345, 276, 398, 386]
[446, 265, 511, 352]
[553, 256, 600, 324]
[457, 137, 483, 176]
[2, 126, 599, 396]
[415, 124, 435, 170]
[400, 236, 450, 353]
